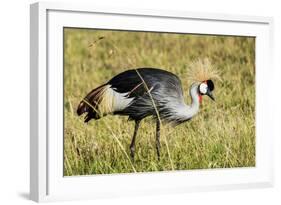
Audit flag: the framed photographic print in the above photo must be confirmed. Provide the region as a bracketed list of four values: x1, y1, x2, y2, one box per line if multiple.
[30, 2, 274, 202]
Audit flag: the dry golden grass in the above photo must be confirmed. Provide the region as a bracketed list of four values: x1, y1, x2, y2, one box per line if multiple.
[63, 28, 255, 176]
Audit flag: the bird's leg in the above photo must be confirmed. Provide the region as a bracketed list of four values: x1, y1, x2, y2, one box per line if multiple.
[130, 120, 140, 160]
[156, 119, 161, 161]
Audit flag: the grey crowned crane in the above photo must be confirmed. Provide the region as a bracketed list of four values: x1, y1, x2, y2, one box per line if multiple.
[77, 62, 218, 160]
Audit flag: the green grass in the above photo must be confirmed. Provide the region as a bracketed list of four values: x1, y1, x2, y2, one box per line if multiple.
[63, 28, 255, 176]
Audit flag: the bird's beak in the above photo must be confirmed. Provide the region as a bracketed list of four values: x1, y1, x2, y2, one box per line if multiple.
[206, 90, 215, 101]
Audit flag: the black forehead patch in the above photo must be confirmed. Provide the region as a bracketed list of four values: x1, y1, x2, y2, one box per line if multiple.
[207, 80, 214, 91]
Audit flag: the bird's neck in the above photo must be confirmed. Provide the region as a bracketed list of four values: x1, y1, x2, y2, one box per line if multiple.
[190, 83, 201, 109]
[185, 83, 201, 119]
[171, 84, 200, 125]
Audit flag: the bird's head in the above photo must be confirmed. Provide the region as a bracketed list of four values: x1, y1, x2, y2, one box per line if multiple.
[198, 79, 215, 103]
[187, 58, 220, 103]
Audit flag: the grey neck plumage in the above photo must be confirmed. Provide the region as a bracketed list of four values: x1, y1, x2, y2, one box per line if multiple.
[185, 83, 201, 119]
[189, 83, 201, 112]
[172, 83, 201, 124]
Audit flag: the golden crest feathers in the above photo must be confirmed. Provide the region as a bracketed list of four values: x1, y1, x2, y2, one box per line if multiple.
[188, 58, 221, 82]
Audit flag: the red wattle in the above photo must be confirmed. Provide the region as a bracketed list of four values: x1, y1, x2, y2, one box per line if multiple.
[199, 95, 202, 103]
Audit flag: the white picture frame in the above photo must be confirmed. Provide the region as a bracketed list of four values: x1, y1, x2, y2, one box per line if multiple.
[30, 2, 274, 202]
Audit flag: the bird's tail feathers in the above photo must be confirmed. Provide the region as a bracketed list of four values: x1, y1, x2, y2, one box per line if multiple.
[77, 84, 111, 122]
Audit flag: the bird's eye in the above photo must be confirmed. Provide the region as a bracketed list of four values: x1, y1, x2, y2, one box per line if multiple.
[199, 83, 208, 94]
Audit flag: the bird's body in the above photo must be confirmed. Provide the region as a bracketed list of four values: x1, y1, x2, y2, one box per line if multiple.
[77, 68, 201, 125]
[77, 67, 216, 160]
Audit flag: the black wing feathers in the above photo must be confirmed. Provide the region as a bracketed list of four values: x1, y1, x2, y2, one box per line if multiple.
[108, 68, 182, 96]
[109, 68, 184, 121]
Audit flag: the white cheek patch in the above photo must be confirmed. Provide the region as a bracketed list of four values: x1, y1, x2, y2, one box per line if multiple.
[199, 83, 208, 94]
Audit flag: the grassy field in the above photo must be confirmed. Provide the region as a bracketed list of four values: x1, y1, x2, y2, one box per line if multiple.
[63, 28, 255, 176]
